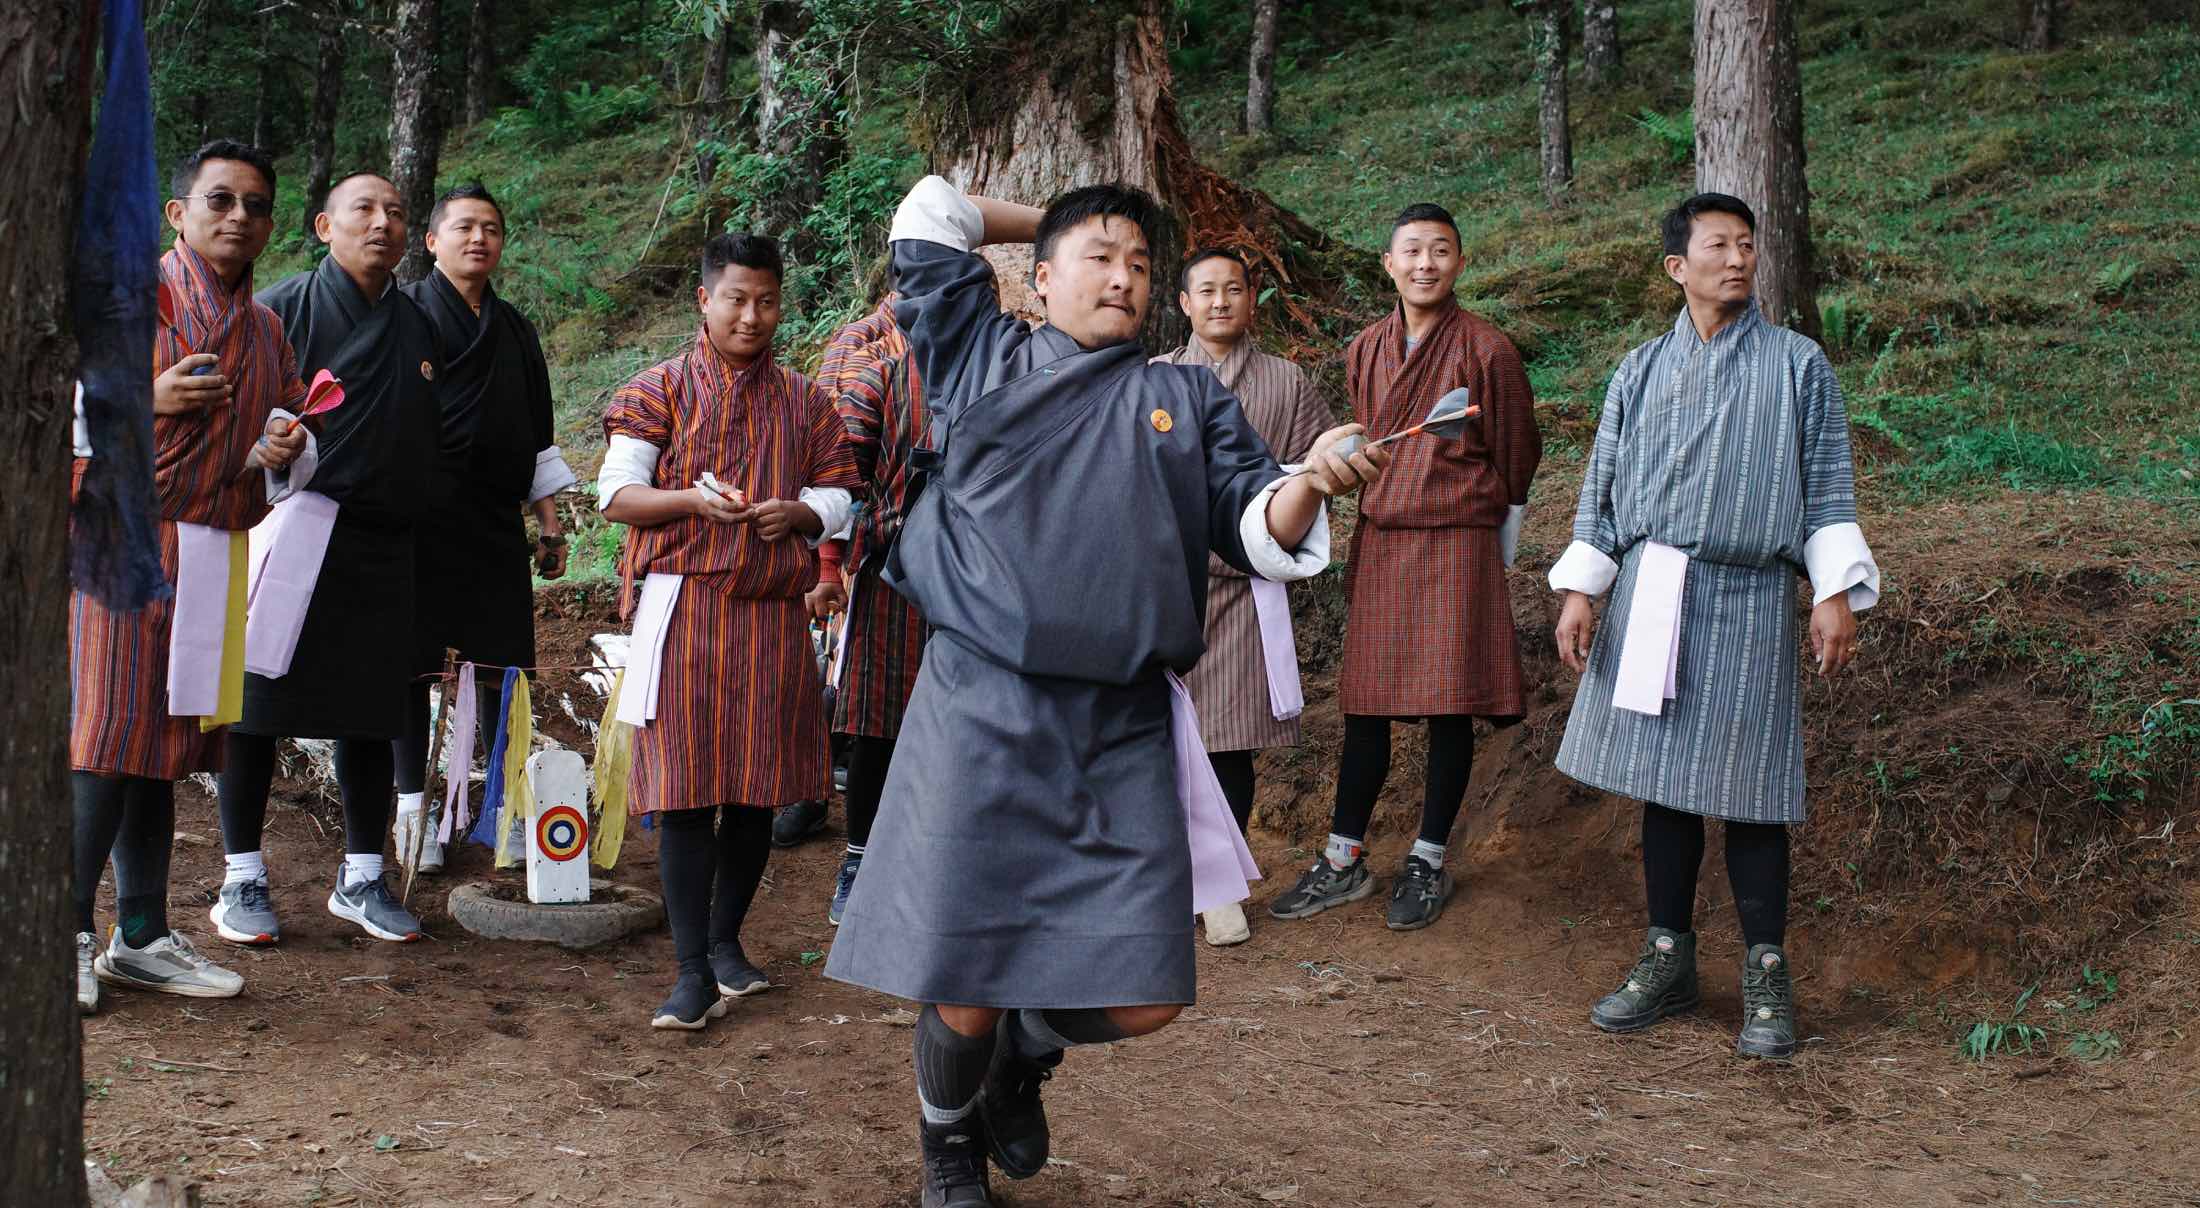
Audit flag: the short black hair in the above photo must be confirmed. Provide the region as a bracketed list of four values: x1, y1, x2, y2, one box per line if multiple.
[1034, 183, 1165, 267]
[702, 231, 784, 288]
[429, 181, 503, 232]
[1660, 193, 1756, 256]
[171, 138, 276, 201]
[1389, 202, 1459, 248]
[1177, 247, 1251, 296]
[322, 170, 396, 214]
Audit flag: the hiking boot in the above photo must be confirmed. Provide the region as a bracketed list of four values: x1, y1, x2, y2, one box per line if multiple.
[1590, 927, 1701, 1033]
[394, 809, 444, 875]
[710, 941, 771, 997]
[1736, 944, 1799, 1060]
[919, 1116, 995, 1207]
[77, 932, 100, 1015]
[650, 970, 729, 1030]
[771, 799, 829, 848]
[1202, 900, 1251, 946]
[980, 1024, 1061, 1180]
[829, 853, 862, 927]
[326, 867, 422, 942]
[210, 875, 280, 945]
[1385, 856, 1456, 931]
[94, 929, 245, 998]
[1267, 857, 1374, 920]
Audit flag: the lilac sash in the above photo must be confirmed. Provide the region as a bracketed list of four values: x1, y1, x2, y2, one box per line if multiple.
[243, 490, 339, 677]
[167, 522, 231, 715]
[1168, 672, 1261, 912]
[437, 664, 478, 843]
[1247, 577, 1304, 721]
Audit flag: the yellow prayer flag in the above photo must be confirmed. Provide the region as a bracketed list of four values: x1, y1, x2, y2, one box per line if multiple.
[590, 669, 633, 869]
[494, 672, 534, 868]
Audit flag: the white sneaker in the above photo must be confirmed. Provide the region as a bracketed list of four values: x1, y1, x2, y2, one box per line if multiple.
[94, 930, 245, 998]
[394, 811, 445, 874]
[77, 932, 100, 1014]
[1202, 901, 1252, 946]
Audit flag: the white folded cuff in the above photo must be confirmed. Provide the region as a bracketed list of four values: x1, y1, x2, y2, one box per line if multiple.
[263, 409, 319, 504]
[72, 381, 91, 457]
[1804, 521, 1881, 611]
[596, 434, 662, 511]
[888, 175, 986, 253]
[528, 445, 579, 504]
[1548, 540, 1619, 597]
[1241, 470, 1330, 582]
[797, 486, 854, 547]
[1499, 503, 1526, 569]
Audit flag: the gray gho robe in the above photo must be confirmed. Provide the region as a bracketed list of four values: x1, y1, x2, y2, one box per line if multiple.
[1548, 303, 1881, 824]
[824, 176, 1329, 1008]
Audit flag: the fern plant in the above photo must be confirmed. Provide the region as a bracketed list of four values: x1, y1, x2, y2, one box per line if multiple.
[1634, 108, 1694, 165]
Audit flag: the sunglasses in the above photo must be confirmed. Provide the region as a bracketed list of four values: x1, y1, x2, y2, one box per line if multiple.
[181, 191, 275, 220]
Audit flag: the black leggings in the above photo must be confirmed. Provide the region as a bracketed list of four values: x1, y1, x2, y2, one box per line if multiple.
[1328, 714, 1475, 847]
[1641, 802, 1790, 949]
[71, 772, 176, 942]
[1208, 749, 1257, 835]
[393, 674, 507, 797]
[842, 734, 896, 851]
[656, 805, 773, 978]
[217, 733, 396, 857]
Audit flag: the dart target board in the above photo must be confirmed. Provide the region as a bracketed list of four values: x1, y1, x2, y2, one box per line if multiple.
[535, 804, 589, 862]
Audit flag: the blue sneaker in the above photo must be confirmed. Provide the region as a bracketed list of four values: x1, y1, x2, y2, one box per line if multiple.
[829, 853, 862, 926]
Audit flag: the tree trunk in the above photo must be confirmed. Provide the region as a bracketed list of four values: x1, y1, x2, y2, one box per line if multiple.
[0, 0, 96, 1200]
[1694, 0, 1819, 339]
[751, 1, 842, 251]
[388, 0, 444, 283]
[696, 29, 732, 183]
[1582, 0, 1619, 86]
[252, 11, 275, 150]
[463, 0, 494, 125]
[1245, 0, 1278, 134]
[1532, 1, 1573, 208]
[303, 18, 346, 245]
[2022, 0, 2064, 50]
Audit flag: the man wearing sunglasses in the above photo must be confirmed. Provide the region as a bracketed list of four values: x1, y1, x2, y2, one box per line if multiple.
[69, 139, 314, 1013]
[211, 171, 445, 947]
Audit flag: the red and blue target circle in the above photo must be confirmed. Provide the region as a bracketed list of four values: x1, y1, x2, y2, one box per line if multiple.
[535, 805, 588, 862]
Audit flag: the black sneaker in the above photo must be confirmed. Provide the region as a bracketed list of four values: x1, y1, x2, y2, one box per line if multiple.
[979, 1023, 1060, 1180]
[1736, 944, 1798, 1060]
[710, 941, 771, 997]
[1589, 927, 1701, 1033]
[771, 799, 829, 848]
[1267, 856, 1374, 920]
[919, 1116, 994, 1208]
[649, 971, 728, 1031]
[828, 853, 861, 926]
[1384, 855, 1456, 931]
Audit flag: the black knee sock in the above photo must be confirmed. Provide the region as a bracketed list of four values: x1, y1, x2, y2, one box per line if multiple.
[1208, 749, 1257, 835]
[1642, 803, 1706, 934]
[843, 734, 895, 852]
[1724, 820, 1791, 949]
[709, 806, 772, 949]
[1417, 716, 1474, 848]
[1009, 1006, 1131, 1060]
[1329, 715, 1392, 842]
[217, 732, 278, 856]
[71, 772, 131, 935]
[110, 778, 176, 947]
[394, 681, 431, 796]
[334, 738, 394, 857]
[914, 1005, 995, 1122]
[657, 807, 717, 979]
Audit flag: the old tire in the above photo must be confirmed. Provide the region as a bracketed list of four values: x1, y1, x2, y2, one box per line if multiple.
[446, 879, 664, 949]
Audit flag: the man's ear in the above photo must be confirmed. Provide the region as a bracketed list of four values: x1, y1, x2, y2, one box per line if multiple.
[1032, 257, 1051, 302]
[164, 198, 187, 235]
[424, 230, 440, 258]
[313, 211, 333, 244]
[695, 284, 710, 316]
[1663, 254, 1688, 287]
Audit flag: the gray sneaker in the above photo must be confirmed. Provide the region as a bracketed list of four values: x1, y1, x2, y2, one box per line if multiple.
[326, 868, 422, 942]
[77, 932, 100, 1014]
[1736, 944, 1798, 1060]
[94, 930, 245, 998]
[1590, 927, 1701, 1033]
[210, 876, 281, 945]
[1385, 856, 1457, 931]
[1267, 857, 1375, 920]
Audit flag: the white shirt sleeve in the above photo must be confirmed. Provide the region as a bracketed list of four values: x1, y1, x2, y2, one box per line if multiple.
[1499, 503, 1526, 569]
[888, 175, 987, 253]
[1804, 521, 1882, 611]
[797, 486, 853, 547]
[262, 409, 320, 504]
[529, 445, 579, 504]
[71, 381, 91, 457]
[1548, 540, 1620, 597]
[596, 434, 662, 511]
[1237, 470, 1331, 582]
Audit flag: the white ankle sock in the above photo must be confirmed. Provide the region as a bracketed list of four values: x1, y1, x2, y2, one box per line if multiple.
[1323, 833, 1363, 870]
[1409, 839, 1447, 869]
[396, 791, 425, 818]
[224, 852, 267, 884]
[343, 854, 384, 885]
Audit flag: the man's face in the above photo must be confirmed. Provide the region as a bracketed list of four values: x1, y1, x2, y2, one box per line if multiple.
[1033, 215, 1151, 348]
[427, 198, 505, 281]
[165, 159, 275, 271]
[1179, 256, 1252, 348]
[1664, 211, 1756, 308]
[1381, 221, 1463, 310]
[697, 264, 783, 366]
[316, 176, 407, 278]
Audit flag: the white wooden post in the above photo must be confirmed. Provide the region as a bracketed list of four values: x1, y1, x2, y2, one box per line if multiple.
[525, 749, 591, 904]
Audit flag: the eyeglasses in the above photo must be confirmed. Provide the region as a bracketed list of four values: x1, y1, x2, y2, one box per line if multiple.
[180, 191, 275, 220]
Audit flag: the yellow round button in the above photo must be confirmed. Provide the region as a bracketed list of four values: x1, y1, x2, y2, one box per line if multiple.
[1149, 409, 1173, 433]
